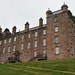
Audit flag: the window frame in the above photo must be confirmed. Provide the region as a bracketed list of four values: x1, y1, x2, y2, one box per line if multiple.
[55, 36, 59, 44]
[55, 47, 59, 54]
[43, 30, 46, 35]
[55, 26, 58, 32]
[43, 39, 46, 46]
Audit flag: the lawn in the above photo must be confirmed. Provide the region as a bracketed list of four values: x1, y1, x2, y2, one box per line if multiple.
[0, 58, 75, 75]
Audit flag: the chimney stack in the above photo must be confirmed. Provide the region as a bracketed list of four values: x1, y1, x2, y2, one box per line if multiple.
[25, 22, 29, 31]
[0, 26, 2, 33]
[12, 26, 16, 34]
[39, 17, 43, 27]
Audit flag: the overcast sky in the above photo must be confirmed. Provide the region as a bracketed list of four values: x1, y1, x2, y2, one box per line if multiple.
[0, 0, 75, 32]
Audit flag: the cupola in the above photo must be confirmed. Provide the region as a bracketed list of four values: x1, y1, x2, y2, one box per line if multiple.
[46, 8, 52, 17]
[61, 2, 68, 11]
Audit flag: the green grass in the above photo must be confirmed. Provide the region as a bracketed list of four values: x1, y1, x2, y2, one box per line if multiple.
[0, 58, 75, 75]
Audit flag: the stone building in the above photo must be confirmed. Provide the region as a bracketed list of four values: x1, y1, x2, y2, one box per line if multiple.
[0, 4, 75, 64]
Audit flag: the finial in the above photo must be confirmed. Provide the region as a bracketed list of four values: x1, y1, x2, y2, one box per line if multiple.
[63, 2, 66, 5]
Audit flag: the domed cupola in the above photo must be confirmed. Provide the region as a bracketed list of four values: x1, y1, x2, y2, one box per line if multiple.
[46, 8, 52, 17]
[61, 2, 68, 11]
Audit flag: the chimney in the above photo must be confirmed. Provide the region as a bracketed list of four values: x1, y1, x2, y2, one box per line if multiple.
[0, 26, 2, 38]
[25, 22, 29, 31]
[12, 26, 16, 34]
[39, 17, 43, 27]
[0, 26, 2, 33]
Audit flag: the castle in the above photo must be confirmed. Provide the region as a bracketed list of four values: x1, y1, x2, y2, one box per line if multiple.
[0, 4, 75, 64]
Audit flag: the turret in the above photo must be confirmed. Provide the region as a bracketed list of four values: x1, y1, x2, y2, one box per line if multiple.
[46, 8, 52, 17]
[61, 3, 68, 11]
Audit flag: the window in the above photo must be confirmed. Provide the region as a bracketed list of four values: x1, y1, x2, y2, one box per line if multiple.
[43, 39, 46, 46]
[9, 38, 11, 43]
[34, 41, 37, 48]
[13, 45, 15, 51]
[54, 17, 58, 22]
[28, 42, 30, 49]
[13, 54, 15, 59]
[55, 36, 59, 43]
[8, 46, 10, 52]
[22, 35, 24, 40]
[43, 50, 46, 57]
[4, 40, 6, 44]
[7, 55, 9, 60]
[2, 56, 4, 61]
[55, 47, 59, 54]
[35, 32, 37, 37]
[21, 44, 23, 50]
[43, 30, 46, 35]
[27, 52, 29, 58]
[14, 37, 16, 41]
[3, 48, 5, 53]
[20, 53, 22, 60]
[28, 34, 30, 38]
[55, 26, 58, 32]
[0, 41, 1, 45]
[34, 51, 37, 57]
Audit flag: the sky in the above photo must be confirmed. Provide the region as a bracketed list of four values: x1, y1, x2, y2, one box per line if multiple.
[0, 0, 75, 32]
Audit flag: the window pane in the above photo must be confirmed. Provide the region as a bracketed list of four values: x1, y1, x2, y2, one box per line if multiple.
[43, 50, 46, 57]
[56, 47, 59, 54]
[27, 52, 29, 58]
[4, 40, 6, 44]
[35, 32, 37, 37]
[22, 35, 24, 40]
[54, 17, 58, 22]
[9, 38, 11, 42]
[14, 37, 16, 41]
[43, 30, 46, 35]
[34, 51, 37, 57]
[20, 53, 22, 59]
[8, 46, 10, 52]
[55, 27, 58, 32]
[55, 36, 59, 43]
[28, 42, 30, 49]
[13, 45, 15, 51]
[21, 44, 23, 50]
[2, 56, 4, 61]
[7, 55, 9, 60]
[43, 39, 46, 46]
[28, 34, 30, 38]
[34, 41, 37, 48]
[3, 48, 5, 53]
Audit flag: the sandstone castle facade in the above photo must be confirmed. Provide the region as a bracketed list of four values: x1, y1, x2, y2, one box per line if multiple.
[0, 4, 75, 64]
